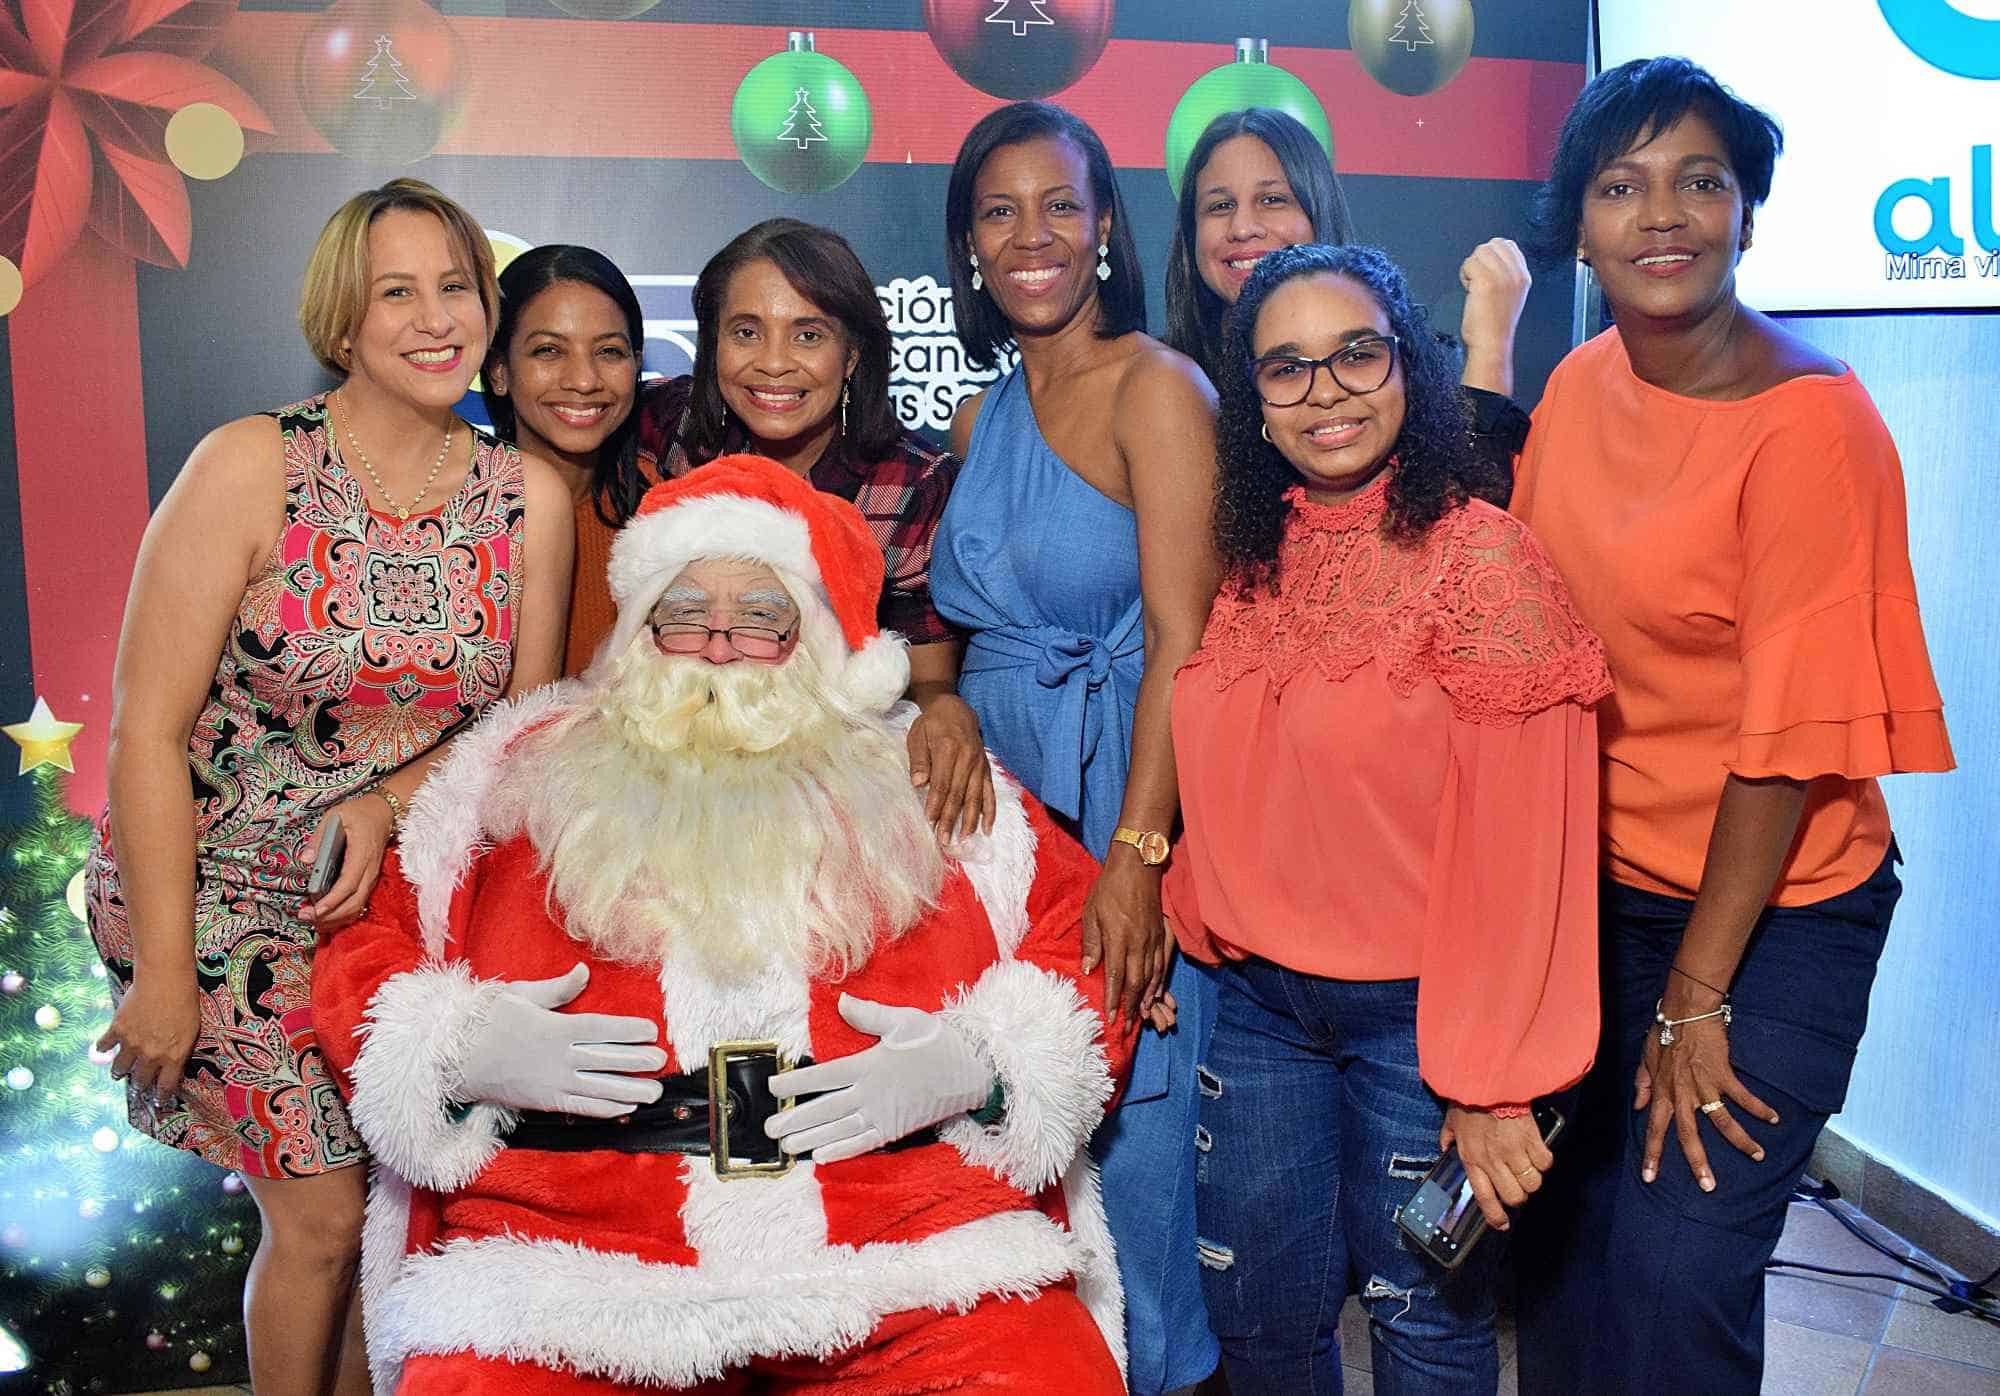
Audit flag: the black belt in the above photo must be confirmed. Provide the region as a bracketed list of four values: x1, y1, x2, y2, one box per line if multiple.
[506, 1040, 803, 1179]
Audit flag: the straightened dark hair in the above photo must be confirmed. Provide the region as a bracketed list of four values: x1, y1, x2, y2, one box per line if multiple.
[1216, 244, 1507, 578]
[1529, 56, 1782, 270]
[945, 102, 1144, 371]
[1165, 108, 1356, 383]
[680, 218, 902, 469]
[482, 244, 646, 528]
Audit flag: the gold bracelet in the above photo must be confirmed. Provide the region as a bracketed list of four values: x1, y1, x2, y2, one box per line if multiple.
[373, 786, 405, 838]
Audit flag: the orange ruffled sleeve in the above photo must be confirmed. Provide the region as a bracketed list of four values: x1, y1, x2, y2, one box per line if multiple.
[1416, 507, 1610, 1106]
[1730, 398, 1952, 781]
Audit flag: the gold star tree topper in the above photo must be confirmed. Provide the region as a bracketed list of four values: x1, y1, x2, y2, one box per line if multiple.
[4, 697, 86, 775]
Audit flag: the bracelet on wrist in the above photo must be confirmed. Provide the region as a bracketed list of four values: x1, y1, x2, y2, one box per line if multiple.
[1654, 996, 1731, 1047]
[1669, 963, 1728, 997]
[373, 786, 406, 838]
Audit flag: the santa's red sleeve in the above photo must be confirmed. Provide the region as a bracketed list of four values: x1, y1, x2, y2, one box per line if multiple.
[936, 782, 1130, 1194]
[312, 848, 520, 1192]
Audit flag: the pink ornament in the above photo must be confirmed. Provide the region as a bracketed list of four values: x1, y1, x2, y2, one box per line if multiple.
[147, 1331, 168, 1350]
[0, 970, 24, 995]
[221, 1172, 245, 1195]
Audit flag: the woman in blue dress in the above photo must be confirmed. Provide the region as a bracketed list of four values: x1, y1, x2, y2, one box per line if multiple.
[929, 101, 1224, 1394]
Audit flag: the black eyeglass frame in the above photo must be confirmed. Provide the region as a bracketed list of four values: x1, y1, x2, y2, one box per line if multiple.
[649, 619, 800, 659]
[1248, 334, 1402, 408]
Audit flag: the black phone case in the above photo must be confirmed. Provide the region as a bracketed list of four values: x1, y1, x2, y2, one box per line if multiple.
[1394, 1102, 1565, 1270]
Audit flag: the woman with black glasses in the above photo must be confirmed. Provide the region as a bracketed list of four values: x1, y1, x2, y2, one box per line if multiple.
[1161, 243, 1608, 1392]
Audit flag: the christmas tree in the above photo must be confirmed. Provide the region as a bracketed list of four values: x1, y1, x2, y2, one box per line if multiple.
[778, 87, 827, 150]
[984, 0, 1055, 38]
[353, 33, 419, 107]
[0, 720, 257, 1390]
[1389, 1, 1435, 51]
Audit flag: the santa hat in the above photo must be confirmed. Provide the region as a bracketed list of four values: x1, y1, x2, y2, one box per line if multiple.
[597, 453, 908, 711]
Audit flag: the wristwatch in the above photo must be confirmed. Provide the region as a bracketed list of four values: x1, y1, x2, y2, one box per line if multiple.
[1111, 826, 1171, 866]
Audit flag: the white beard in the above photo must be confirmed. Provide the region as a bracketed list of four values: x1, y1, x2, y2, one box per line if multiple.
[486, 636, 946, 980]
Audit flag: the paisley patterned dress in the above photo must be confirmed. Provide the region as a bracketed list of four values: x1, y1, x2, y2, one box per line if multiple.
[85, 394, 527, 1177]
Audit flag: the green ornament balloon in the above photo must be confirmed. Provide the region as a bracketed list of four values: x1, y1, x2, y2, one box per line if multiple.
[732, 31, 872, 196]
[1350, 0, 1476, 98]
[1164, 39, 1333, 199]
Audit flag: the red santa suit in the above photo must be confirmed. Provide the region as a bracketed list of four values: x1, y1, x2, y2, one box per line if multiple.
[312, 458, 1133, 1393]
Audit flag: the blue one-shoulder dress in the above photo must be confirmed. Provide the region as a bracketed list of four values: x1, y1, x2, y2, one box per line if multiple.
[929, 364, 1219, 1393]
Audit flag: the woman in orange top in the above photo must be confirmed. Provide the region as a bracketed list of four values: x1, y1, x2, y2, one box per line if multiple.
[480, 244, 650, 678]
[1509, 59, 1953, 1395]
[1163, 242, 1608, 1392]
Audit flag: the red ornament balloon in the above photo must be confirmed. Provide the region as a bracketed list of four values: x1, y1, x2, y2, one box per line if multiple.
[295, 0, 468, 165]
[922, 0, 1114, 100]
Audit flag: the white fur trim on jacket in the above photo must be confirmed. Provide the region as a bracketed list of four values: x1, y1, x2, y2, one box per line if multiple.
[948, 766, 1036, 957]
[1060, 1152, 1127, 1378]
[371, 1206, 1082, 1386]
[347, 961, 517, 1192]
[937, 960, 1113, 1193]
[361, 1165, 414, 1395]
[399, 680, 579, 954]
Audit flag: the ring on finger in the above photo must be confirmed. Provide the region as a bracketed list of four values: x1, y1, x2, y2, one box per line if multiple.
[1516, 1164, 1539, 1179]
[1699, 1100, 1725, 1115]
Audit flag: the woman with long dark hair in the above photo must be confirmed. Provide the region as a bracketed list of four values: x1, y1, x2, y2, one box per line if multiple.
[481, 243, 647, 676]
[1510, 58, 1953, 1393]
[1165, 242, 1605, 1391]
[631, 218, 993, 836]
[927, 101, 1224, 1393]
[1163, 106, 1532, 464]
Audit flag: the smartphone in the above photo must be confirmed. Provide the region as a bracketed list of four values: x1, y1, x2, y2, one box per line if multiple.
[306, 815, 346, 901]
[1395, 1101, 1565, 1271]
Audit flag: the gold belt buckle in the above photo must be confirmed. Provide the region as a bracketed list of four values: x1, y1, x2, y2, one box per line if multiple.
[708, 1040, 794, 1180]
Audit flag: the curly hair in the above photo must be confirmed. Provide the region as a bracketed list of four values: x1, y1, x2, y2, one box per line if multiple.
[1214, 243, 1505, 579]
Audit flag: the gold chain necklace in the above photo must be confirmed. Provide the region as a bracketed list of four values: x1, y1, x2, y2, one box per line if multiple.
[334, 390, 453, 522]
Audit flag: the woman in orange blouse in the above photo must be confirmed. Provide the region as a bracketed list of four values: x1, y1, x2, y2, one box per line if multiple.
[1510, 60, 1953, 1395]
[1162, 242, 1608, 1392]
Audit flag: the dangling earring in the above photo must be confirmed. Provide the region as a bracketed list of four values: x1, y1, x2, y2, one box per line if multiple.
[970, 253, 983, 292]
[840, 381, 850, 435]
[1096, 241, 1111, 282]
[1261, 423, 1272, 443]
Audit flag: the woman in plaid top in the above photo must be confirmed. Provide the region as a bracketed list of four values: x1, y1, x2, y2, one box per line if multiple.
[630, 219, 993, 838]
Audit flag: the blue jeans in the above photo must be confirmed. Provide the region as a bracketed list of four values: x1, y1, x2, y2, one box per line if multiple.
[1195, 958, 1503, 1395]
[1515, 848, 1902, 1395]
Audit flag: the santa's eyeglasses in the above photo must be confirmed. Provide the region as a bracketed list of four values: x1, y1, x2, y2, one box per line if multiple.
[650, 621, 797, 661]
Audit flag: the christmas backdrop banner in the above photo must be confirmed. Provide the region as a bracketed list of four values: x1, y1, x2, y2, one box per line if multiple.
[0, 0, 1586, 1386]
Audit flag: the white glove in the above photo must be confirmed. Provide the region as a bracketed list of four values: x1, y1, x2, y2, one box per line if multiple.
[452, 964, 667, 1117]
[763, 993, 995, 1164]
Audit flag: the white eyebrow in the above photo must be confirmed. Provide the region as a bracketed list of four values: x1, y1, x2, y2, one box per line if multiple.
[659, 584, 708, 606]
[739, 588, 796, 610]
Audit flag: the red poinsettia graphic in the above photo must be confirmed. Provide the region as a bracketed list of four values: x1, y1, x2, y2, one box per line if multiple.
[0, 0, 272, 284]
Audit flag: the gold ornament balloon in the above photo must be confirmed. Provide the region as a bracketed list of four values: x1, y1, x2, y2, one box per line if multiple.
[1350, 0, 1475, 97]
[0, 256, 21, 317]
[165, 103, 245, 181]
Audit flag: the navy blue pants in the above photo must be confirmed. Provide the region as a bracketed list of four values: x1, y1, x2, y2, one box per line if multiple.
[1196, 958, 1503, 1395]
[1515, 848, 1902, 1395]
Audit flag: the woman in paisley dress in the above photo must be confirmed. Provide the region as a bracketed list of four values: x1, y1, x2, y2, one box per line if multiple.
[86, 179, 571, 1394]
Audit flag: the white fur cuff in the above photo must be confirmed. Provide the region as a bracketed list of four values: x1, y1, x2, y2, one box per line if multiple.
[348, 962, 517, 1192]
[937, 960, 1113, 1193]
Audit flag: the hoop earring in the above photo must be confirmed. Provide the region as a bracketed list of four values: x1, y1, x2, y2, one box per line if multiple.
[840, 381, 850, 435]
[1261, 423, 1272, 443]
[1096, 241, 1111, 283]
[970, 253, 983, 292]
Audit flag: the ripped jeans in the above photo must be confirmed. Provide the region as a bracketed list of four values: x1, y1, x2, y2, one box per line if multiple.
[1195, 958, 1501, 1395]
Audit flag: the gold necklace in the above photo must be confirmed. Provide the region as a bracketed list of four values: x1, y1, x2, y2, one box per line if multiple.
[334, 391, 453, 522]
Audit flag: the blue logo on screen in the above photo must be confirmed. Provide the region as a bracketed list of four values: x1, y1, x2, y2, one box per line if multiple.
[1878, 0, 2000, 79]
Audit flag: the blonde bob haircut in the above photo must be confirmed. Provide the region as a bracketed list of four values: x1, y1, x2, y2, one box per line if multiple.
[298, 178, 499, 378]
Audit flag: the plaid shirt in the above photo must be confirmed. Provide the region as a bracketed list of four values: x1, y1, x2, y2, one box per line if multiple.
[634, 377, 962, 646]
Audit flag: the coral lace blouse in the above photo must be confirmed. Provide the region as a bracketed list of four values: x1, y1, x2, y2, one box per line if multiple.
[1512, 330, 1954, 905]
[1163, 478, 1611, 1107]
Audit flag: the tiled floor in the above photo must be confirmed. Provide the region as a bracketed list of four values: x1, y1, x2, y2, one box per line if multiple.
[1334, 1196, 2000, 1394]
[130, 1198, 2000, 1395]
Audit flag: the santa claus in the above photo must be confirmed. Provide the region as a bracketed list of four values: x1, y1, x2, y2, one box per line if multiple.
[312, 455, 1131, 1393]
